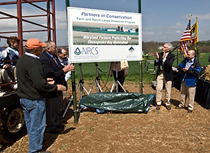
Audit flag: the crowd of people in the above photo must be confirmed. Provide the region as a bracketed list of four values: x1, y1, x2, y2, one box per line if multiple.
[0, 37, 74, 153]
[0, 38, 202, 153]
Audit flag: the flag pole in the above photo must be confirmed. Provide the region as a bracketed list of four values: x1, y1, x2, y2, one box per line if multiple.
[138, 0, 143, 93]
[188, 14, 192, 52]
[195, 17, 199, 61]
[66, 0, 78, 124]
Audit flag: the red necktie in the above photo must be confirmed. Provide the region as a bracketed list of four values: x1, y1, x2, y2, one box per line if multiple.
[53, 57, 59, 66]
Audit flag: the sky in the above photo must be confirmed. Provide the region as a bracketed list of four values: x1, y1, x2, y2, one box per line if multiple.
[0, 0, 210, 46]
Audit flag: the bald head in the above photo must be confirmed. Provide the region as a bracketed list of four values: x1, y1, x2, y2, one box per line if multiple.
[187, 50, 195, 60]
[58, 48, 67, 60]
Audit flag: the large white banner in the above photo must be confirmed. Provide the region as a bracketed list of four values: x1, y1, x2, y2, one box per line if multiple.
[67, 7, 142, 63]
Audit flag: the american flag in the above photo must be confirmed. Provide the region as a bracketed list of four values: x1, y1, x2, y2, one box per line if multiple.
[179, 22, 191, 57]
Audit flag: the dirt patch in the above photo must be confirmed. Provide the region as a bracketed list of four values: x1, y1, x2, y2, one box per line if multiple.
[1, 81, 210, 153]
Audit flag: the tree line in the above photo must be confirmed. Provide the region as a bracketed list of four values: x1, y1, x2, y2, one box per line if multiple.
[142, 40, 210, 55]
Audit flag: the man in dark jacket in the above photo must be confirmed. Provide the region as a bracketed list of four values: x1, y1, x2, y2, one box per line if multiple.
[16, 38, 66, 153]
[154, 43, 175, 110]
[40, 41, 74, 134]
[176, 50, 201, 113]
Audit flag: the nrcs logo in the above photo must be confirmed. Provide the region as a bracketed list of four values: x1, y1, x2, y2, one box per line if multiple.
[74, 47, 98, 55]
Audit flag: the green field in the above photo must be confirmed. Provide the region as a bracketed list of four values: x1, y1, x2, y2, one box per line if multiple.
[70, 52, 210, 86]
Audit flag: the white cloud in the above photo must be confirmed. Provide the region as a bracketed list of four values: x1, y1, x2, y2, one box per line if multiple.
[55, 11, 67, 22]
[176, 22, 183, 27]
[120, 0, 126, 3]
[169, 22, 184, 29]
[142, 13, 156, 18]
[176, 31, 181, 34]
[143, 32, 154, 35]
[55, 11, 68, 30]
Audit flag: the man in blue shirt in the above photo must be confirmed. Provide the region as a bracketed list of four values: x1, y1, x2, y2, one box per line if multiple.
[176, 50, 201, 113]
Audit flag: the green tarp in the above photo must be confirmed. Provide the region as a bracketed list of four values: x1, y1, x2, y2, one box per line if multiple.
[80, 92, 154, 114]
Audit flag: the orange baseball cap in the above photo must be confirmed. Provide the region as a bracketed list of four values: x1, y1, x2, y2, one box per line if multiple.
[25, 38, 47, 49]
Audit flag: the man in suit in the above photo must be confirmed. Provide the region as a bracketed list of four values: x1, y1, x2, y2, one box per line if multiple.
[154, 43, 175, 110]
[40, 41, 74, 134]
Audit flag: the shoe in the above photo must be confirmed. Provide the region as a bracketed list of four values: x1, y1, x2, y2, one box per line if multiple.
[166, 105, 171, 110]
[56, 124, 65, 128]
[188, 110, 193, 113]
[48, 128, 62, 134]
[39, 151, 51, 153]
[175, 106, 184, 109]
[156, 105, 161, 110]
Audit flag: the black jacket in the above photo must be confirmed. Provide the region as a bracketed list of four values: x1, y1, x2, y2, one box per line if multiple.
[40, 51, 67, 98]
[154, 52, 175, 81]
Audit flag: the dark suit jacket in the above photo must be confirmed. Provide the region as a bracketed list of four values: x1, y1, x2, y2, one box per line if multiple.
[154, 52, 175, 81]
[40, 51, 67, 98]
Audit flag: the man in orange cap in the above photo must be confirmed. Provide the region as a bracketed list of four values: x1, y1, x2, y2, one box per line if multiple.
[16, 38, 66, 153]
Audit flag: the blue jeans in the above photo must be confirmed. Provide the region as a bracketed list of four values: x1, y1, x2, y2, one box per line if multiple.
[20, 98, 46, 153]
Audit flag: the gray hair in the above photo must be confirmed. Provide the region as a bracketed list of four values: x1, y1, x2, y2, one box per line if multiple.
[165, 43, 173, 50]
[44, 41, 54, 51]
[158, 43, 173, 50]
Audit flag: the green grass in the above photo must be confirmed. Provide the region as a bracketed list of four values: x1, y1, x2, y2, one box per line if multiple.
[71, 61, 155, 85]
[69, 52, 210, 86]
[199, 52, 210, 66]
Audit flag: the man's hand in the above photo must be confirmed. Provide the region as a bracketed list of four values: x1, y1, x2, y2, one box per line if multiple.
[153, 52, 159, 60]
[183, 67, 189, 72]
[47, 78, 55, 84]
[63, 63, 75, 73]
[56, 84, 66, 91]
[162, 52, 166, 59]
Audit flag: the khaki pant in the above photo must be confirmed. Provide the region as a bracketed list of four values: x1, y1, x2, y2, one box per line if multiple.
[156, 71, 172, 106]
[179, 80, 196, 110]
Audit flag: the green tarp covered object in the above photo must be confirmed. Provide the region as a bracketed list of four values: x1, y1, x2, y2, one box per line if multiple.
[80, 92, 154, 114]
